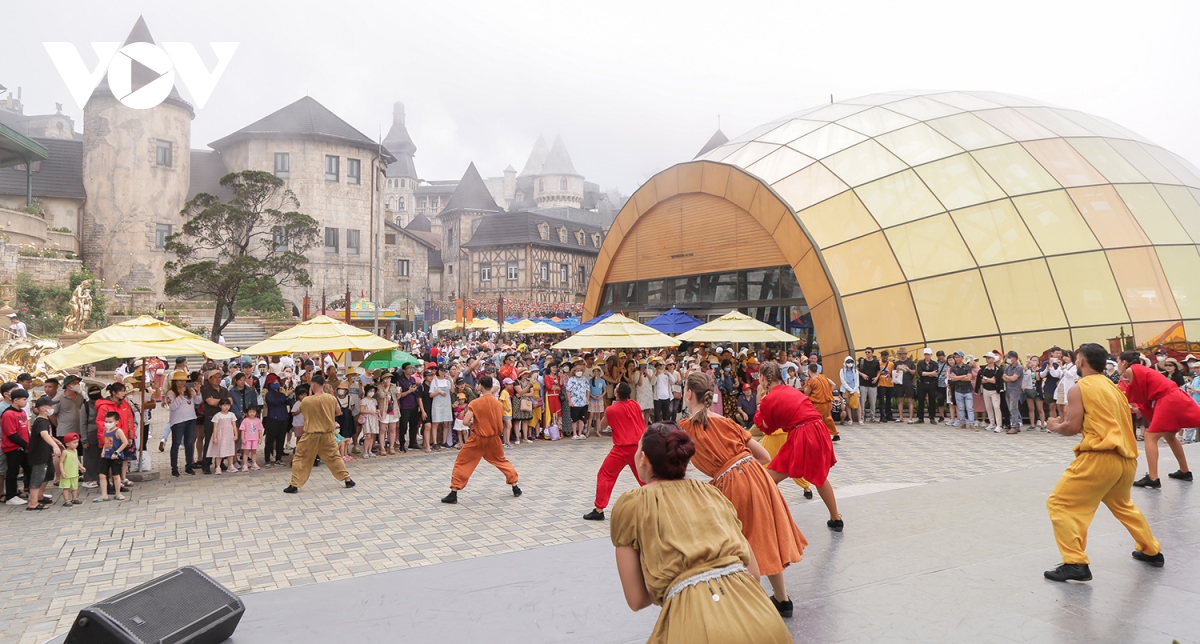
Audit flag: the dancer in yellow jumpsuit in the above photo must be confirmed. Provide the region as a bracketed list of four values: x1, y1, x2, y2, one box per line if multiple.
[1043, 343, 1163, 582]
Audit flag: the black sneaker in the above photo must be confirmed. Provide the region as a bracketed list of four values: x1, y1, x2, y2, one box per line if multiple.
[283, 485, 299, 494]
[1132, 550, 1165, 567]
[827, 518, 844, 532]
[171, 469, 179, 478]
[1133, 475, 1161, 489]
[512, 485, 522, 498]
[1043, 563, 1091, 582]
[770, 596, 794, 618]
[344, 478, 356, 489]
[832, 435, 841, 442]
[583, 509, 604, 521]
[441, 490, 458, 504]
[184, 466, 195, 475]
[275, 460, 284, 466]
[803, 489, 814, 500]
[1167, 470, 1193, 481]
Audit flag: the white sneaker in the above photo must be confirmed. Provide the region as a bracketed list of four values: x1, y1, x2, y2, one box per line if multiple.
[993, 426, 1004, 433]
[81, 481, 98, 489]
[6, 496, 26, 505]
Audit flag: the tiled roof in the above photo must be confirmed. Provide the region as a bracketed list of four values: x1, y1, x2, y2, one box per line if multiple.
[462, 211, 602, 253]
[541, 135, 579, 175]
[210, 96, 388, 158]
[519, 135, 549, 176]
[441, 163, 501, 213]
[405, 213, 432, 232]
[0, 137, 84, 199]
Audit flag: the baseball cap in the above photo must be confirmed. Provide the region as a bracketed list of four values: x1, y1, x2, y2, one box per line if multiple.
[923, 348, 932, 355]
[62, 432, 81, 444]
[502, 378, 514, 385]
[34, 395, 54, 409]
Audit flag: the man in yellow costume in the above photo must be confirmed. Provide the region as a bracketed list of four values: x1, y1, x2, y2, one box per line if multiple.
[1044, 343, 1163, 582]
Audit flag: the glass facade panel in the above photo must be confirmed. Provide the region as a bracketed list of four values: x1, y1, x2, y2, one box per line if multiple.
[1068, 185, 1150, 248]
[970, 144, 1061, 196]
[875, 123, 964, 167]
[883, 96, 962, 121]
[744, 268, 780, 301]
[703, 142, 745, 162]
[853, 169, 945, 228]
[928, 92, 1004, 111]
[1046, 252, 1129, 327]
[788, 124, 869, 159]
[972, 108, 1057, 141]
[1144, 145, 1200, 188]
[1070, 324, 1131, 350]
[1021, 139, 1107, 187]
[821, 232, 905, 295]
[1012, 191, 1100, 255]
[1114, 184, 1189, 244]
[926, 113, 1013, 151]
[795, 190, 880, 249]
[700, 272, 739, 302]
[672, 276, 701, 305]
[885, 214, 976, 280]
[1155, 185, 1200, 242]
[1105, 139, 1179, 184]
[980, 260, 1068, 332]
[914, 153, 1007, 211]
[744, 146, 814, 184]
[1066, 138, 1146, 184]
[645, 279, 665, 307]
[1014, 107, 1096, 137]
[950, 200, 1041, 266]
[1106, 247, 1181, 322]
[721, 141, 780, 168]
[1002, 330, 1073, 361]
[836, 106, 917, 137]
[771, 163, 849, 213]
[1058, 110, 1128, 139]
[840, 284, 923, 349]
[909, 270, 998, 341]
[758, 119, 826, 145]
[821, 140, 907, 187]
[800, 103, 870, 121]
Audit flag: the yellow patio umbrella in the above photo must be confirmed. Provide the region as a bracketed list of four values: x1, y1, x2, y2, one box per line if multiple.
[431, 319, 459, 331]
[467, 317, 499, 330]
[552, 313, 679, 350]
[43, 315, 240, 371]
[520, 321, 564, 335]
[674, 310, 800, 344]
[241, 315, 398, 355]
[505, 319, 535, 332]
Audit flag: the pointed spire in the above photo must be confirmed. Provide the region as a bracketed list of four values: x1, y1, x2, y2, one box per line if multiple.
[542, 135, 579, 176]
[383, 101, 417, 178]
[92, 16, 187, 108]
[442, 162, 501, 213]
[694, 128, 729, 159]
[519, 135, 549, 176]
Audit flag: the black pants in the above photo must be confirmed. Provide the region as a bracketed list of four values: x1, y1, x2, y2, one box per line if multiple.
[5, 449, 28, 499]
[82, 437, 101, 483]
[879, 387, 894, 421]
[169, 420, 197, 471]
[916, 383, 938, 421]
[401, 408, 422, 447]
[263, 418, 289, 462]
[653, 399, 674, 423]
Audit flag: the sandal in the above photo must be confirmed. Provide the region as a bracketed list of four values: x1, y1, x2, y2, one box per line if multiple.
[115, 494, 126, 501]
[94, 497, 111, 502]
[26, 505, 48, 511]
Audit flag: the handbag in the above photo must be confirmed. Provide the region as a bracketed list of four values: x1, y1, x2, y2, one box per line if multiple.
[519, 397, 534, 413]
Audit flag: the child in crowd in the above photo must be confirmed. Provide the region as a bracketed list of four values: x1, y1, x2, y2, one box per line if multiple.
[290, 385, 309, 447]
[238, 406, 262, 471]
[26, 396, 59, 511]
[359, 384, 380, 457]
[452, 392, 469, 448]
[59, 432, 84, 505]
[97, 411, 129, 502]
[499, 378, 514, 447]
[832, 391, 848, 424]
[587, 367, 606, 438]
[207, 399, 238, 474]
[335, 383, 356, 461]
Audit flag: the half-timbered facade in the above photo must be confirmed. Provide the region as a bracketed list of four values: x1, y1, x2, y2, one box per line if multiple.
[461, 212, 602, 304]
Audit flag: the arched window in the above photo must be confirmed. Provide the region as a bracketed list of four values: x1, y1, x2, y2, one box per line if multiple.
[560, 176, 567, 191]
[398, 196, 406, 211]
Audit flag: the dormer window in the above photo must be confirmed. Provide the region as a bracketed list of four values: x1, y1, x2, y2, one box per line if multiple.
[575, 230, 585, 245]
[592, 232, 602, 247]
[558, 227, 568, 243]
[538, 222, 550, 240]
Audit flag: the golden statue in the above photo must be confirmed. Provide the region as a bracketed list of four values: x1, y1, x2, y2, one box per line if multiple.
[62, 279, 93, 334]
[0, 336, 62, 384]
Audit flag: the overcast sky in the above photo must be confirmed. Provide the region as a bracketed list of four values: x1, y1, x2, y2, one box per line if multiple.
[5, 0, 1198, 193]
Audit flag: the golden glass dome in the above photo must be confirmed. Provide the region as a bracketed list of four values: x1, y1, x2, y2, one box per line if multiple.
[682, 90, 1200, 357]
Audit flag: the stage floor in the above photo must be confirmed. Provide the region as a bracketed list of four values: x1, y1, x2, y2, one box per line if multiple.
[218, 460, 1199, 644]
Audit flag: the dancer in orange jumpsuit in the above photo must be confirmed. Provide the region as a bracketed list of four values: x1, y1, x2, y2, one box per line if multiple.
[583, 382, 645, 521]
[756, 362, 842, 531]
[1117, 352, 1195, 488]
[804, 364, 838, 440]
[678, 371, 806, 618]
[442, 375, 521, 503]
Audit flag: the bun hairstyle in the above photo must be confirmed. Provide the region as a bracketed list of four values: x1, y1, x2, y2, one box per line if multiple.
[640, 422, 695, 480]
[759, 361, 783, 384]
[684, 372, 715, 429]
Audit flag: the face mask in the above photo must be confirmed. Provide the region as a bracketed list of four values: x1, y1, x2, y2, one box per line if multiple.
[67, 384, 79, 393]
[46, 408, 56, 416]
[104, 421, 116, 430]
[1157, 355, 1166, 363]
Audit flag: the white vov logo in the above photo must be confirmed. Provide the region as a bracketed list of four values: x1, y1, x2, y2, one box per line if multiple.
[44, 41, 238, 110]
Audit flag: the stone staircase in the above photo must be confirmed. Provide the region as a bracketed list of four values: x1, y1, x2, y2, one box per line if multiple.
[220, 320, 269, 349]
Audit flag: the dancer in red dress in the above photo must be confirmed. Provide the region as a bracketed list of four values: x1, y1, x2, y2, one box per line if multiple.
[754, 362, 843, 531]
[1117, 353, 1195, 488]
[584, 382, 645, 520]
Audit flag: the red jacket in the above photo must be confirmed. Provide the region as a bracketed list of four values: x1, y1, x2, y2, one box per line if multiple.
[605, 399, 644, 447]
[1, 406, 29, 453]
[94, 398, 135, 445]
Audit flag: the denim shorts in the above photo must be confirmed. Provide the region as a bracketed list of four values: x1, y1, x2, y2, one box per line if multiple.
[29, 463, 48, 489]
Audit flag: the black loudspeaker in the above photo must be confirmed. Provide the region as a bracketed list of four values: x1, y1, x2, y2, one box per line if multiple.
[64, 566, 244, 644]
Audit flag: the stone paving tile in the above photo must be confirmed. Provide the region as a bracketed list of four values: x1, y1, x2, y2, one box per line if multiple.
[1, 420, 1078, 644]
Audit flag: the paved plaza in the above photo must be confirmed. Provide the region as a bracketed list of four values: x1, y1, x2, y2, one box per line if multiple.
[0, 419, 1148, 644]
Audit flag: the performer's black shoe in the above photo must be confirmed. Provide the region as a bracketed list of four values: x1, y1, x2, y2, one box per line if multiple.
[344, 478, 356, 489]
[831, 434, 840, 441]
[1044, 563, 1091, 582]
[441, 490, 458, 504]
[827, 518, 844, 532]
[803, 489, 814, 500]
[770, 596, 794, 618]
[283, 485, 298, 494]
[1132, 550, 1165, 567]
[583, 509, 604, 521]
[1167, 470, 1193, 481]
[512, 485, 523, 498]
[1133, 474, 1161, 488]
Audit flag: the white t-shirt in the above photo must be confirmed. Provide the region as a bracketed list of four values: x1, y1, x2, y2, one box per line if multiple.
[654, 373, 671, 400]
[291, 401, 304, 427]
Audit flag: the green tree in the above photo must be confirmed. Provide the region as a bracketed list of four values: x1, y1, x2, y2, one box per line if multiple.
[235, 276, 287, 314]
[164, 171, 318, 340]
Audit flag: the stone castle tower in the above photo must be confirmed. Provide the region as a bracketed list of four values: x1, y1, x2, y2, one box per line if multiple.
[82, 17, 193, 296]
[382, 102, 418, 227]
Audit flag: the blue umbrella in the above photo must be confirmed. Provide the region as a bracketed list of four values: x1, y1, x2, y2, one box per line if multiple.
[555, 317, 582, 330]
[645, 308, 704, 335]
[567, 311, 612, 333]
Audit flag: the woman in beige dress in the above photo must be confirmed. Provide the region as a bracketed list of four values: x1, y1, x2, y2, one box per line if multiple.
[611, 423, 791, 644]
